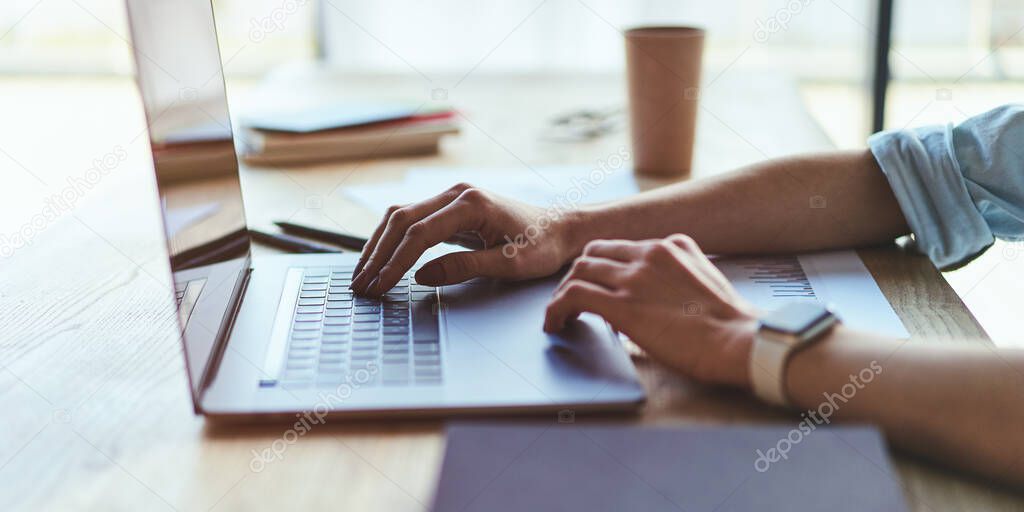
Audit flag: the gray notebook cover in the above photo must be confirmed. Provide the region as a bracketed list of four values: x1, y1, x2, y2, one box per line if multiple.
[431, 423, 908, 512]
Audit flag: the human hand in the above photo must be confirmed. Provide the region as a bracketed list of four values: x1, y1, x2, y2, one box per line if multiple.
[351, 183, 583, 296]
[543, 234, 759, 389]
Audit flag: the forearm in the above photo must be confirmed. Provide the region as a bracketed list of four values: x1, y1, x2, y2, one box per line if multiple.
[786, 327, 1024, 487]
[568, 149, 909, 255]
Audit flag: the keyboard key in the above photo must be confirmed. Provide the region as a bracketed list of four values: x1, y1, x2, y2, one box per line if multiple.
[318, 362, 346, 372]
[300, 290, 327, 299]
[383, 344, 407, 354]
[289, 349, 317, 360]
[286, 358, 315, 370]
[290, 339, 318, 349]
[323, 326, 349, 335]
[414, 343, 439, 354]
[326, 300, 353, 309]
[321, 351, 347, 362]
[296, 305, 323, 314]
[298, 298, 325, 306]
[354, 305, 381, 314]
[415, 354, 441, 365]
[303, 276, 329, 283]
[352, 331, 381, 340]
[325, 309, 352, 317]
[415, 366, 442, 378]
[324, 317, 351, 326]
[322, 334, 349, 343]
[292, 322, 321, 331]
[353, 314, 380, 323]
[411, 300, 439, 342]
[382, 366, 409, 383]
[291, 332, 319, 341]
[302, 283, 328, 291]
[383, 317, 408, 326]
[383, 325, 409, 335]
[295, 313, 322, 322]
[328, 286, 351, 294]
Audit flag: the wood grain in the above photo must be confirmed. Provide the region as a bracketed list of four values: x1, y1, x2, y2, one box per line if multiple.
[0, 72, 1020, 511]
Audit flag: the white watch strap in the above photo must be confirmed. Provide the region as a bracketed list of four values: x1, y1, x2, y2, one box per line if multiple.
[750, 331, 792, 407]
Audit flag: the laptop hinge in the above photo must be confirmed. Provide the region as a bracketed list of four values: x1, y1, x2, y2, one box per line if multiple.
[194, 266, 253, 410]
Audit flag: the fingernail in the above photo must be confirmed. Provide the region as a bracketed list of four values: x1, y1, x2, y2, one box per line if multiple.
[415, 263, 443, 285]
[351, 271, 370, 292]
[365, 275, 381, 296]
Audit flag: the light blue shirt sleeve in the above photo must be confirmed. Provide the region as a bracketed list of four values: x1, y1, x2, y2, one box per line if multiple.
[868, 104, 1024, 269]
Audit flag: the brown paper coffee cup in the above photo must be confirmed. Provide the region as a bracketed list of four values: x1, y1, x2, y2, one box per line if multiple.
[625, 26, 705, 178]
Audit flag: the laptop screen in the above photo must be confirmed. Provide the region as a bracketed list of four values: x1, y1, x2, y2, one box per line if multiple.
[126, 0, 251, 402]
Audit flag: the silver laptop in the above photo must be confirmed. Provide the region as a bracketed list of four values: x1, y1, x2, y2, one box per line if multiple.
[125, 0, 645, 420]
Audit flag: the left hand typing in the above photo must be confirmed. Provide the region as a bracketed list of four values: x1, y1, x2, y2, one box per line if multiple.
[543, 234, 759, 389]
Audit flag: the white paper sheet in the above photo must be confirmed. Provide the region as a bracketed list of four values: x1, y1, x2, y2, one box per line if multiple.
[343, 165, 639, 214]
[717, 250, 908, 338]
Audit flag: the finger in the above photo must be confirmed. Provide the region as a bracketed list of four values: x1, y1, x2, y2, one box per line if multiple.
[555, 256, 629, 294]
[446, 231, 486, 250]
[664, 234, 732, 294]
[366, 200, 480, 295]
[543, 280, 623, 333]
[580, 239, 646, 262]
[352, 184, 468, 293]
[353, 204, 404, 278]
[415, 247, 517, 285]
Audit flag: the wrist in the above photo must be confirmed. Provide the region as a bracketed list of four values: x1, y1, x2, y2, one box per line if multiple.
[746, 303, 841, 407]
[557, 206, 603, 262]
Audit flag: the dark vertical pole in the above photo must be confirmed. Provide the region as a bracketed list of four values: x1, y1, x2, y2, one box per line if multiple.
[871, 0, 894, 133]
[314, 0, 327, 61]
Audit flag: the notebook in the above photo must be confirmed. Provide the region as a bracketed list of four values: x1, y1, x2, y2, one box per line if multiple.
[431, 423, 908, 512]
[237, 103, 459, 165]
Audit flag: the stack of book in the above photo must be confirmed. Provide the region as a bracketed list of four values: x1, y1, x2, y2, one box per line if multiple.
[238, 103, 459, 166]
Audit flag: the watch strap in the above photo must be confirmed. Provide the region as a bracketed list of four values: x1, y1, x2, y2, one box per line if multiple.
[750, 330, 792, 407]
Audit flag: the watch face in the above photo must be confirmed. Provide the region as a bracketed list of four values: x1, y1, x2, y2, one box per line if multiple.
[761, 301, 833, 334]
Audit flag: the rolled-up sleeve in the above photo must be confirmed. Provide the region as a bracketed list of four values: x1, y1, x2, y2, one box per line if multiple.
[868, 104, 1024, 269]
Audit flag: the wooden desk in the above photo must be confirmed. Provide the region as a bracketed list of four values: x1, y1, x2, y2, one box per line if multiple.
[0, 72, 1019, 511]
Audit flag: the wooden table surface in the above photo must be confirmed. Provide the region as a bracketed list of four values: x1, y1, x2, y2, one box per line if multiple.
[1, 70, 1020, 511]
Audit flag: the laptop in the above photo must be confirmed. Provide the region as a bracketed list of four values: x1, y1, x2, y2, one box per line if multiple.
[125, 0, 645, 420]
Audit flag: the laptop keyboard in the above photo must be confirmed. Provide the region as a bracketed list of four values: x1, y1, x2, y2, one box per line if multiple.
[276, 267, 442, 388]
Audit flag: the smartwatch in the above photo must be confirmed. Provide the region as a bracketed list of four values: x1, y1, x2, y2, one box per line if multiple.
[749, 302, 840, 407]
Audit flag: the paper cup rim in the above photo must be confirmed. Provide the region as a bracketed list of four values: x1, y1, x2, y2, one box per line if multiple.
[625, 26, 705, 38]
